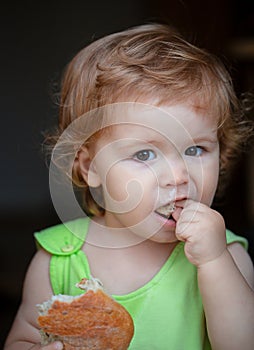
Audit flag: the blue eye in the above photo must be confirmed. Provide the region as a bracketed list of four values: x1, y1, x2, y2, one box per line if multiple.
[185, 146, 204, 157]
[134, 150, 156, 161]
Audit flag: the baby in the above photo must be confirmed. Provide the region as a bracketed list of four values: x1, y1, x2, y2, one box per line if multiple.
[4, 23, 254, 350]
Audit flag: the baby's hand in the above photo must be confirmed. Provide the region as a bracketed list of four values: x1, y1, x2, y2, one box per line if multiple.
[175, 200, 227, 267]
[29, 342, 63, 350]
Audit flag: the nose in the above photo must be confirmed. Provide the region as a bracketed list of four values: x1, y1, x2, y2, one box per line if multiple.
[159, 155, 189, 188]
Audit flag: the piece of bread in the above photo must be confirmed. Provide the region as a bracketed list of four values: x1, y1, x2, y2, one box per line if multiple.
[156, 202, 176, 218]
[37, 277, 134, 349]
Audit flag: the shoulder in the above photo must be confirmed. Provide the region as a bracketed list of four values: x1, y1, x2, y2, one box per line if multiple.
[34, 217, 90, 255]
[225, 228, 254, 289]
[23, 249, 53, 304]
[225, 229, 248, 249]
[228, 242, 254, 290]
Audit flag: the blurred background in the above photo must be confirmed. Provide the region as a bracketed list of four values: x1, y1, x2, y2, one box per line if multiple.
[1, 0, 254, 346]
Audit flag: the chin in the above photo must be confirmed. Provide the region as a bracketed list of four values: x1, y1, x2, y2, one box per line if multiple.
[148, 230, 178, 244]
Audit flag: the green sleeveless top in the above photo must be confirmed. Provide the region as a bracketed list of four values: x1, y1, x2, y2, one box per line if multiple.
[35, 217, 248, 350]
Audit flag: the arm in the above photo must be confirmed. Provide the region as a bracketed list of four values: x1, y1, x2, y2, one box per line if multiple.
[4, 249, 63, 350]
[198, 243, 254, 350]
[176, 200, 254, 350]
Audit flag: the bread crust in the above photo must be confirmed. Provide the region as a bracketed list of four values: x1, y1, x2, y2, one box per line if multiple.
[37, 278, 134, 349]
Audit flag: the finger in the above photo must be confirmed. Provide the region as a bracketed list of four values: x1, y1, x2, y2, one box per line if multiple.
[178, 205, 201, 224]
[175, 221, 193, 240]
[41, 342, 63, 350]
[30, 342, 62, 350]
[176, 207, 201, 237]
[176, 198, 202, 211]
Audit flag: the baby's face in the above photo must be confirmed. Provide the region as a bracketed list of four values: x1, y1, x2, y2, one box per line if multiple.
[86, 102, 219, 243]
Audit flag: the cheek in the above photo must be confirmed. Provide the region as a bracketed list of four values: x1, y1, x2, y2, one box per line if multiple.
[199, 160, 220, 205]
[105, 168, 128, 201]
[103, 165, 158, 213]
[102, 166, 143, 214]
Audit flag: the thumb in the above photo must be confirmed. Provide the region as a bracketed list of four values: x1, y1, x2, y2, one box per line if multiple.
[30, 341, 63, 350]
[44, 342, 63, 350]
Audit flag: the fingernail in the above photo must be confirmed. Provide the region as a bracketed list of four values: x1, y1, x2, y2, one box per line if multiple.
[54, 342, 63, 350]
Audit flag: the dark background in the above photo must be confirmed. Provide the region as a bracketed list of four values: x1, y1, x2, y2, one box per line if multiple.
[1, 0, 254, 347]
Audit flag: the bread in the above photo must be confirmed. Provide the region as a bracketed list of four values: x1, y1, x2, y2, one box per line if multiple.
[37, 277, 134, 349]
[155, 202, 176, 218]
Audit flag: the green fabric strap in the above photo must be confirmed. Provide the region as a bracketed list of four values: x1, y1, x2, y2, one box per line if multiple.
[226, 229, 248, 250]
[34, 217, 91, 295]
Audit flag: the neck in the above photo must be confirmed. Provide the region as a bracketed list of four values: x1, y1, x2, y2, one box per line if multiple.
[83, 216, 178, 295]
[86, 215, 178, 260]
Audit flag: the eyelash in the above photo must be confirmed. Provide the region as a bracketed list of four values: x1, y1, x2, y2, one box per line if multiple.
[133, 149, 156, 162]
[132, 145, 206, 162]
[185, 146, 205, 157]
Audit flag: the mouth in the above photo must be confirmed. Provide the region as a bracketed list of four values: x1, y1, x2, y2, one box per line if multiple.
[155, 202, 176, 220]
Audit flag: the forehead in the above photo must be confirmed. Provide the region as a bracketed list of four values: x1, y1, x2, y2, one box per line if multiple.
[89, 102, 218, 151]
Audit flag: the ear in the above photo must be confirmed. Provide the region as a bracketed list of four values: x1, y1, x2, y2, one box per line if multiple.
[76, 146, 101, 188]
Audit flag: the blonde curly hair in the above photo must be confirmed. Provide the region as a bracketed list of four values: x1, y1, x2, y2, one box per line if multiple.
[46, 23, 253, 217]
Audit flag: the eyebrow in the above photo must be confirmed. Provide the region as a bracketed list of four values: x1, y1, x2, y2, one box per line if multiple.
[114, 134, 218, 154]
[113, 139, 163, 155]
[116, 138, 156, 148]
[193, 136, 218, 144]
